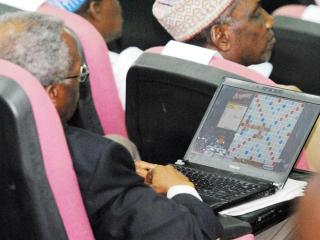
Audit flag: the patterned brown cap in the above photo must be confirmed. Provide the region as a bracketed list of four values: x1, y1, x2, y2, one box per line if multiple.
[153, 0, 235, 41]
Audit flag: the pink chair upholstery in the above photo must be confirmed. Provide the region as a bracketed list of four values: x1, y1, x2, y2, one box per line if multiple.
[234, 234, 255, 240]
[0, 59, 94, 239]
[39, 3, 128, 137]
[209, 58, 275, 86]
[272, 4, 306, 18]
[148, 46, 309, 171]
[149, 46, 275, 86]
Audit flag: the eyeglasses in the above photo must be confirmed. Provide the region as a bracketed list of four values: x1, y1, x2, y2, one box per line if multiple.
[61, 63, 89, 83]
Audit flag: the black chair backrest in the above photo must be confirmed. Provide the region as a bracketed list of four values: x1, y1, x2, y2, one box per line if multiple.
[270, 16, 320, 95]
[108, 0, 172, 52]
[0, 3, 20, 14]
[0, 76, 67, 240]
[68, 76, 104, 135]
[126, 53, 252, 164]
[261, 0, 313, 13]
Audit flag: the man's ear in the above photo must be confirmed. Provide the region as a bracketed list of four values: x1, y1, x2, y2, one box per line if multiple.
[44, 84, 58, 106]
[87, 1, 102, 21]
[209, 24, 232, 52]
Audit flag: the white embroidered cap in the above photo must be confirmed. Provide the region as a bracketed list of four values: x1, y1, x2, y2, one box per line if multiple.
[153, 0, 235, 41]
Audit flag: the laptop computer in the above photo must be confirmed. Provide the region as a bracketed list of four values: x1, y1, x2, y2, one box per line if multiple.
[175, 77, 320, 211]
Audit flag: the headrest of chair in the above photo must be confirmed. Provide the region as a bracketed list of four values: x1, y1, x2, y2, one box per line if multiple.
[39, 3, 127, 136]
[233, 234, 255, 240]
[162, 40, 221, 65]
[0, 59, 94, 239]
[129, 52, 239, 87]
[272, 4, 306, 18]
[273, 4, 320, 24]
[147, 45, 276, 86]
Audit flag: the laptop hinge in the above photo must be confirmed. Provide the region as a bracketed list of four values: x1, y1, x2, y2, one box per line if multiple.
[175, 159, 187, 165]
[273, 182, 283, 190]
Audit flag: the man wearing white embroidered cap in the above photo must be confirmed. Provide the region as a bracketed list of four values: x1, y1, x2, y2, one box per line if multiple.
[47, 0, 142, 110]
[153, 0, 275, 67]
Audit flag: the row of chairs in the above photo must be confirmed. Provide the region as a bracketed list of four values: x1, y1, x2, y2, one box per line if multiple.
[0, 3, 258, 240]
[0, 2, 246, 239]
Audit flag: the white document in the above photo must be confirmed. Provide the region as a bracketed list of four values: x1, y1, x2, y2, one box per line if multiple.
[162, 40, 220, 65]
[302, 5, 320, 24]
[0, 0, 45, 11]
[219, 178, 307, 216]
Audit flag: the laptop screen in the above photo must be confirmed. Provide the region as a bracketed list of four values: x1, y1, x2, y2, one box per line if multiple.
[185, 78, 320, 185]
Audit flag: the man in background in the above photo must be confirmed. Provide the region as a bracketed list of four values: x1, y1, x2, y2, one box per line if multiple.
[47, 0, 142, 109]
[153, 0, 275, 71]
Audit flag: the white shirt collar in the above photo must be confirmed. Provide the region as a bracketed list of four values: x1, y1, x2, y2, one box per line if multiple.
[162, 40, 272, 78]
[302, 4, 320, 24]
[162, 40, 221, 65]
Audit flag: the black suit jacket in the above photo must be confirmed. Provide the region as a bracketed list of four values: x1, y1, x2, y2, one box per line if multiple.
[64, 125, 223, 240]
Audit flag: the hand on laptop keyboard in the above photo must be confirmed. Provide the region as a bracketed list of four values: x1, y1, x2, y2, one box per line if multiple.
[135, 160, 158, 182]
[146, 165, 194, 194]
[175, 165, 261, 201]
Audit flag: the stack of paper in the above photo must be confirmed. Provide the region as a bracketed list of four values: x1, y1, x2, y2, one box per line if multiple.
[219, 178, 307, 216]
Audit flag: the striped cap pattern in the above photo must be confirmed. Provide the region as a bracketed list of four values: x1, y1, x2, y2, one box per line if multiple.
[47, 0, 86, 12]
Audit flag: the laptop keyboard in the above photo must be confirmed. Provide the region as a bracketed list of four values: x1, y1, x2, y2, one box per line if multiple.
[174, 165, 263, 201]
